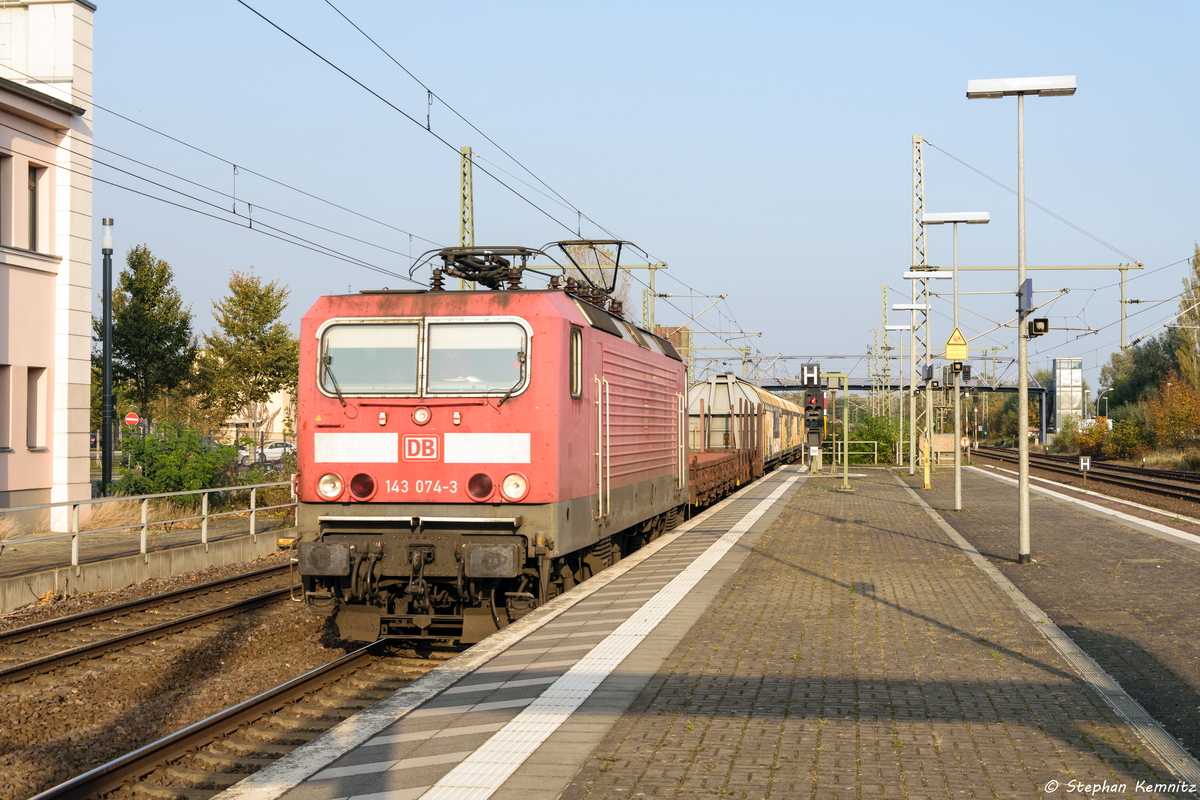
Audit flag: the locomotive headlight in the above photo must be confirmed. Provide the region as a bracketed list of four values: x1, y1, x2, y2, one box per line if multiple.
[317, 472, 344, 500]
[501, 472, 528, 501]
[412, 406, 431, 425]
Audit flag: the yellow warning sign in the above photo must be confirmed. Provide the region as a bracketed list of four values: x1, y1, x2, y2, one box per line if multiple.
[945, 327, 968, 360]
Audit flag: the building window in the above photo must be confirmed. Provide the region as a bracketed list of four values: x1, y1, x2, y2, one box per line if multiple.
[0, 365, 10, 449]
[28, 165, 41, 252]
[0, 155, 9, 247]
[27, 366, 46, 449]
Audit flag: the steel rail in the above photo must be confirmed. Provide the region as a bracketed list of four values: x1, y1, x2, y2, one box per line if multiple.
[27, 644, 381, 800]
[975, 447, 1200, 503]
[0, 562, 291, 645]
[0, 585, 294, 683]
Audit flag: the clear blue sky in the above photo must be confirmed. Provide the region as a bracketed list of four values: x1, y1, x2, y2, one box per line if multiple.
[91, 0, 1200, 394]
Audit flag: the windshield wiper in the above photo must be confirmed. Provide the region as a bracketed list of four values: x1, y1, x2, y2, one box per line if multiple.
[496, 351, 527, 408]
[322, 353, 348, 407]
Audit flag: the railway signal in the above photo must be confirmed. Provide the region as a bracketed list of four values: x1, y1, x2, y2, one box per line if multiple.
[803, 390, 823, 430]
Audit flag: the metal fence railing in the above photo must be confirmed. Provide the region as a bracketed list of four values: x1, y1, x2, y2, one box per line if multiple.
[0, 482, 295, 575]
[822, 440, 882, 465]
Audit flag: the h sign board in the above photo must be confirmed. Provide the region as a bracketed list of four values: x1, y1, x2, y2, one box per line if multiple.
[801, 362, 821, 388]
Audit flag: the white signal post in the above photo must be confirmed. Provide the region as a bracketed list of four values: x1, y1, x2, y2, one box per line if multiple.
[967, 75, 1075, 564]
[922, 211, 989, 511]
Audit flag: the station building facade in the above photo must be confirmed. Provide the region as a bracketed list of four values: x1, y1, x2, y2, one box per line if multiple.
[0, 0, 94, 522]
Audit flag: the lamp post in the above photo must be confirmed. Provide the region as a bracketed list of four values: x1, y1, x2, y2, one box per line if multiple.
[922, 212, 989, 511]
[892, 303, 926, 475]
[101, 218, 114, 496]
[885, 322, 912, 468]
[902, 271, 951, 486]
[967, 75, 1075, 563]
[1097, 388, 1112, 418]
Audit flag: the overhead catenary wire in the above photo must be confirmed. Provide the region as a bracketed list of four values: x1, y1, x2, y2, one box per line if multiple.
[0, 61, 447, 257]
[924, 140, 1139, 263]
[320, 0, 614, 238]
[234, 0, 585, 240]
[0, 117, 420, 282]
[14, 16, 756, 350]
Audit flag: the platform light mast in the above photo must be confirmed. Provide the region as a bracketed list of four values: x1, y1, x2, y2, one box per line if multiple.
[911, 135, 930, 484]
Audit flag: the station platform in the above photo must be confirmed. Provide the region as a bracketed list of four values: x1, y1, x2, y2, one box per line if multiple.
[220, 465, 1200, 800]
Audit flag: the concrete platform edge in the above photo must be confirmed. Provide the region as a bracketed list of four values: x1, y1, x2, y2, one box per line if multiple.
[0, 535, 282, 614]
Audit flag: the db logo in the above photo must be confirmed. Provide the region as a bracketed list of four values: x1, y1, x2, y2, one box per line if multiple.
[403, 435, 439, 461]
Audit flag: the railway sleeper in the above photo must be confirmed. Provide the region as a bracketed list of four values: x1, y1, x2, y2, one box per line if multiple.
[257, 713, 336, 732]
[136, 783, 221, 800]
[219, 736, 297, 756]
[295, 695, 372, 713]
[162, 765, 245, 788]
[324, 685, 395, 701]
[240, 723, 318, 743]
[341, 675, 413, 691]
[190, 750, 277, 770]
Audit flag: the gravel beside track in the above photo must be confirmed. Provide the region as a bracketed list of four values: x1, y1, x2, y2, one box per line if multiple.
[0, 553, 346, 800]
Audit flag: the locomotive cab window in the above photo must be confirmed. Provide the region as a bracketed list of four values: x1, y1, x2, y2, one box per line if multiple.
[569, 327, 582, 398]
[427, 322, 527, 395]
[320, 323, 418, 394]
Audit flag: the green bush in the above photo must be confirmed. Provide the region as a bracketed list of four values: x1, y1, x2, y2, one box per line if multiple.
[1050, 415, 1079, 454]
[117, 422, 239, 499]
[847, 414, 902, 464]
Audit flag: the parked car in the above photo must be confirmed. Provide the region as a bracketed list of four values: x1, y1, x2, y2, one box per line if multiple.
[239, 440, 296, 466]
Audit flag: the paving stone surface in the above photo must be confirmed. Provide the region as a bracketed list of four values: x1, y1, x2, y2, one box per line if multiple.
[905, 466, 1200, 763]
[560, 470, 1190, 799]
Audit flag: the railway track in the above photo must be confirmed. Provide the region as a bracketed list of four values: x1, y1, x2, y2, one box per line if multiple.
[0, 564, 296, 684]
[30, 644, 452, 800]
[974, 445, 1200, 505]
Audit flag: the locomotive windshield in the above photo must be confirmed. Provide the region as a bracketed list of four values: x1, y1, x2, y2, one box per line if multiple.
[427, 322, 526, 394]
[320, 323, 419, 394]
[317, 319, 527, 397]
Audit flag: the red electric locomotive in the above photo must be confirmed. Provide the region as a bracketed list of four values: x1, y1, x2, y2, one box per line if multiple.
[295, 245, 688, 643]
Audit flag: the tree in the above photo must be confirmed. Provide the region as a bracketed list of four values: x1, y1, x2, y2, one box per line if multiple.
[1100, 328, 1183, 411]
[1145, 370, 1200, 450]
[200, 270, 299, 443]
[1174, 244, 1200, 388]
[94, 245, 196, 422]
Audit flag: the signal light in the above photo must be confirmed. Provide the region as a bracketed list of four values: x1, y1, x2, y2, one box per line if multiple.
[951, 361, 963, 374]
[468, 473, 494, 500]
[962, 364, 972, 380]
[804, 389, 823, 430]
[1028, 318, 1049, 338]
[350, 473, 376, 500]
